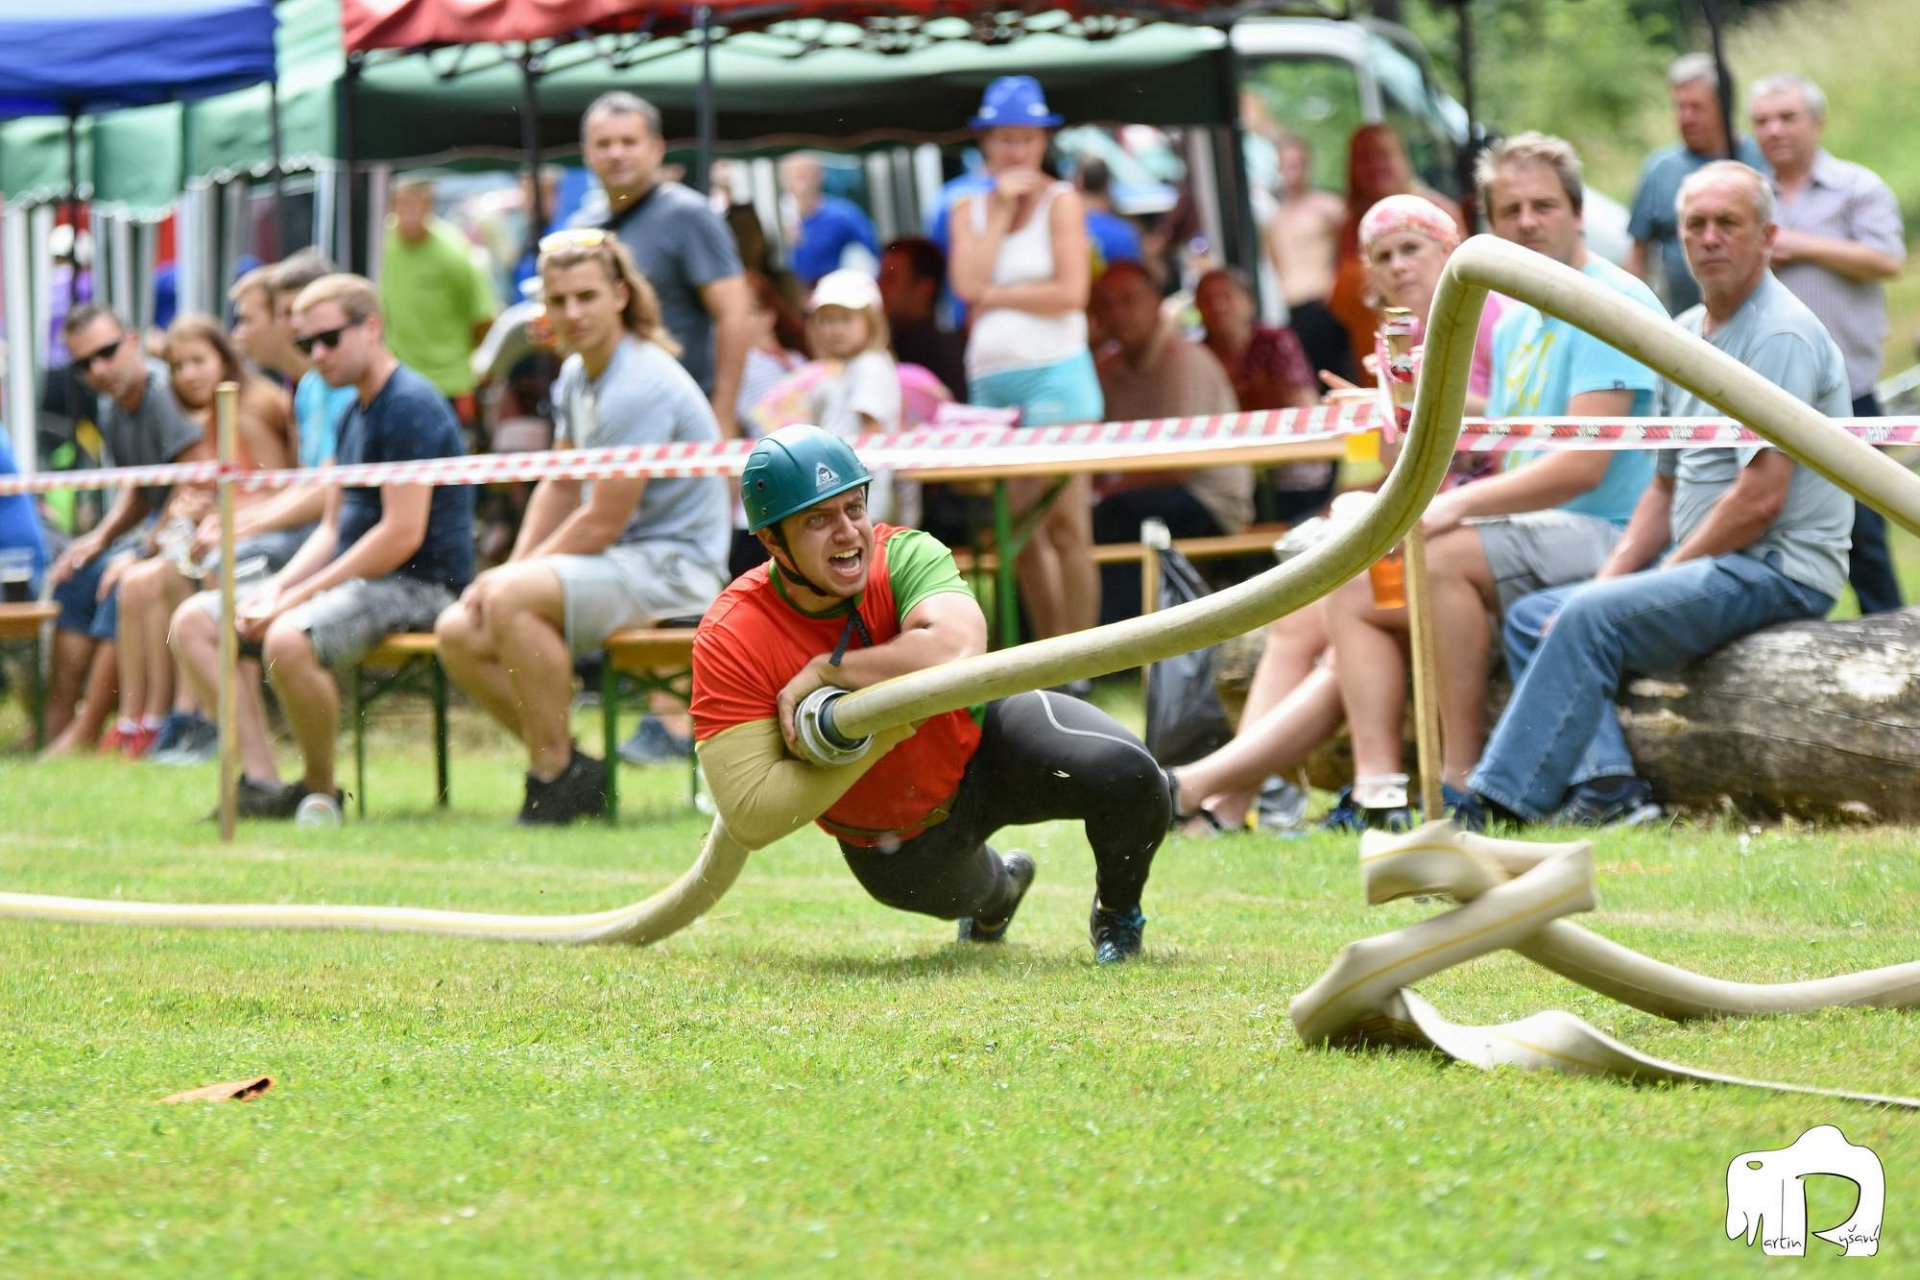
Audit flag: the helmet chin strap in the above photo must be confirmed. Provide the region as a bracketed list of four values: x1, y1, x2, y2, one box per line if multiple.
[768, 530, 838, 602]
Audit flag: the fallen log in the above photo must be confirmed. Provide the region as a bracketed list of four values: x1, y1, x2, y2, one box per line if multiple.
[1213, 607, 1920, 823]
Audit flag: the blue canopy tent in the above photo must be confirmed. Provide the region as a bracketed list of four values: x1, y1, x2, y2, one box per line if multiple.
[0, 0, 276, 474]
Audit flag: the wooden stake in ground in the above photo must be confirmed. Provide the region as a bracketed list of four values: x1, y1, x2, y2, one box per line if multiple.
[1381, 310, 1445, 818]
[215, 381, 238, 842]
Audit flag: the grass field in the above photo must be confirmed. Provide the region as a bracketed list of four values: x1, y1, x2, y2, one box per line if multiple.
[1, 698, 1915, 1277]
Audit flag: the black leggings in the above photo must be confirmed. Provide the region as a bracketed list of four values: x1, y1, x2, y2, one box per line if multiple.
[839, 691, 1172, 921]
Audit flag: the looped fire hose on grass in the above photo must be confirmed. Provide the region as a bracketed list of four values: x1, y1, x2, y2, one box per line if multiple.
[1291, 820, 1920, 1108]
[4, 238, 1918, 946]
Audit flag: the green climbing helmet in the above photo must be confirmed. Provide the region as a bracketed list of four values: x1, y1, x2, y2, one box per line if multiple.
[741, 424, 873, 533]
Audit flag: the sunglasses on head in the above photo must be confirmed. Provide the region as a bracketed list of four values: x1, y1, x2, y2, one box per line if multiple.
[538, 228, 613, 254]
[77, 335, 124, 368]
[294, 317, 364, 356]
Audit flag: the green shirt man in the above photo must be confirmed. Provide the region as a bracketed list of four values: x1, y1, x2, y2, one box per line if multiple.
[379, 209, 497, 399]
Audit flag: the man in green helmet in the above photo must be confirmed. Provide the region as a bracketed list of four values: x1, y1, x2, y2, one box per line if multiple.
[690, 424, 1170, 962]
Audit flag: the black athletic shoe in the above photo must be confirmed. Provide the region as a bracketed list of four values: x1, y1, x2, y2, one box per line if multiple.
[520, 750, 609, 826]
[1089, 896, 1148, 965]
[213, 777, 343, 822]
[1555, 776, 1662, 829]
[1319, 786, 1414, 834]
[957, 850, 1036, 944]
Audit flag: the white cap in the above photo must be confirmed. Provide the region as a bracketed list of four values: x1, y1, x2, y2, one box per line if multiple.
[808, 268, 881, 313]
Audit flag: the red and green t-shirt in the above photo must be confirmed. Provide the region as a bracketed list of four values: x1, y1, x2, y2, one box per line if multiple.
[691, 525, 984, 844]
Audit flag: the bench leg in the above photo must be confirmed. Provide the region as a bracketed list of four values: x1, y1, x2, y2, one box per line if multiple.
[432, 660, 449, 809]
[352, 666, 368, 820]
[601, 658, 619, 823]
[992, 482, 1018, 650]
[30, 631, 46, 751]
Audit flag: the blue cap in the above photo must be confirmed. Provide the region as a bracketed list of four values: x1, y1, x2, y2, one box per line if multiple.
[969, 75, 1064, 131]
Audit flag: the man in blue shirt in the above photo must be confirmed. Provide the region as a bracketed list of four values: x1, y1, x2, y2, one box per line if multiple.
[1471, 162, 1851, 827]
[218, 275, 472, 820]
[779, 152, 879, 287]
[1076, 157, 1142, 275]
[1324, 133, 1666, 830]
[1627, 54, 1768, 315]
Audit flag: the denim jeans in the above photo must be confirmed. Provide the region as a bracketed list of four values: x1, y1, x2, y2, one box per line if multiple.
[1847, 392, 1904, 615]
[1469, 554, 1832, 820]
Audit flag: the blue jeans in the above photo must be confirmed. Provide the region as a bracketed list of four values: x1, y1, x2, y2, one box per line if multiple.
[1847, 392, 1903, 615]
[1469, 554, 1832, 821]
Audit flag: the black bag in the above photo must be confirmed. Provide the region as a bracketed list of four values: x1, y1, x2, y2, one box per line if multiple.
[1143, 547, 1234, 767]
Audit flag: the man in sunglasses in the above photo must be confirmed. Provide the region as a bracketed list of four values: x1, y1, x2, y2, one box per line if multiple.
[167, 252, 359, 772]
[205, 274, 473, 820]
[44, 303, 211, 754]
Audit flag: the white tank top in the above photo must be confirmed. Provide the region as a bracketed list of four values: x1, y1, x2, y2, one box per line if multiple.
[964, 181, 1090, 382]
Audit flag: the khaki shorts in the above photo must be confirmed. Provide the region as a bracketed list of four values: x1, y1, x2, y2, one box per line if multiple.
[545, 542, 727, 656]
[1472, 510, 1622, 614]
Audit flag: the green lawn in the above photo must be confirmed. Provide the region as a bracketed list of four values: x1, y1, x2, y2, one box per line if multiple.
[0, 703, 1914, 1277]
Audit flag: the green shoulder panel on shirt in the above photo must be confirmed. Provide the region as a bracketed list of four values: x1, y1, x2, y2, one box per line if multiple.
[884, 529, 976, 621]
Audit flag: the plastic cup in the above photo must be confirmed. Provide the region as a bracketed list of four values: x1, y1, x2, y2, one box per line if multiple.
[1369, 547, 1407, 610]
[0, 547, 33, 603]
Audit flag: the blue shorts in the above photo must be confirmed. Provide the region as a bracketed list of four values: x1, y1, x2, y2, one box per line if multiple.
[968, 350, 1104, 428]
[52, 539, 143, 641]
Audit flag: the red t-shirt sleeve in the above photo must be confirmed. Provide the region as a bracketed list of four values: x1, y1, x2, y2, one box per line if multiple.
[691, 616, 779, 740]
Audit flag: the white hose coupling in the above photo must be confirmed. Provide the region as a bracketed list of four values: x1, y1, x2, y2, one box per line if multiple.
[793, 686, 873, 768]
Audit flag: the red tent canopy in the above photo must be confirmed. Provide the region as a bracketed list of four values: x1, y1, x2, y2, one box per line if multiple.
[341, 0, 1237, 52]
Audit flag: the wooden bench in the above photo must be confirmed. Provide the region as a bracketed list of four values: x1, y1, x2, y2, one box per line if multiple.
[0, 602, 59, 750]
[349, 625, 698, 821]
[948, 526, 1287, 575]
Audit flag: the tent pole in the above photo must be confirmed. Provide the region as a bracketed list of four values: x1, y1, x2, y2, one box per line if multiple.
[520, 49, 545, 261]
[65, 107, 81, 307]
[1452, 0, 1479, 227]
[1212, 28, 1259, 306]
[1702, 0, 1737, 160]
[269, 78, 287, 256]
[340, 55, 364, 273]
[695, 4, 716, 193]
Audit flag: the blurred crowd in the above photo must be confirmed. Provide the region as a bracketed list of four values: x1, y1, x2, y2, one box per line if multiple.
[0, 54, 1904, 834]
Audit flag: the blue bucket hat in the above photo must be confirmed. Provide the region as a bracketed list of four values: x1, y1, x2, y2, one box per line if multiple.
[969, 75, 1064, 131]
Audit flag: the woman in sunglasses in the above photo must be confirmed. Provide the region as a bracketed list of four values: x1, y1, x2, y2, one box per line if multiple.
[435, 230, 732, 825]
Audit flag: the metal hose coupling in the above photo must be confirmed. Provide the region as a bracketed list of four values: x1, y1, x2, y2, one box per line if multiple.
[792, 686, 873, 768]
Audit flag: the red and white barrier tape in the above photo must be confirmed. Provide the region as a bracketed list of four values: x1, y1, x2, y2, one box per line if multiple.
[2, 407, 1913, 497]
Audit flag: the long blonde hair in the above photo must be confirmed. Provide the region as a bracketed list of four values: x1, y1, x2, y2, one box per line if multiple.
[539, 233, 681, 357]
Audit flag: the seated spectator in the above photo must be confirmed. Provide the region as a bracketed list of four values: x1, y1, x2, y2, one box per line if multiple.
[878, 237, 967, 401]
[1089, 260, 1253, 625]
[1323, 134, 1666, 831]
[1325, 124, 1463, 380]
[1167, 195, 1494, 833]
[780, 151, 880, 287]
[737, 272, 810, 430]
[437, 233, 731, 825]
[197, 274, 473, 820]
[379, 175, 498, 421]
[43, 303, 212, 756]
[801, 270, 905, 523]
[109, 315, 292, 759]
[1193, 265, 1328, 523]
[167, 252, 357, 770]
[1076, 156, 1143, 274]
[1469, 162, 1852, 827]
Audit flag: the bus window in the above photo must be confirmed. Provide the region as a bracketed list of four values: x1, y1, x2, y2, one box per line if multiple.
[1240, 54, 1364, 195]
[1369, 37, 1458, 196]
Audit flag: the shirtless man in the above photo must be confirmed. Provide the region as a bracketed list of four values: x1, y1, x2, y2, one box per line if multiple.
[1264, 132, 1352, 381]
